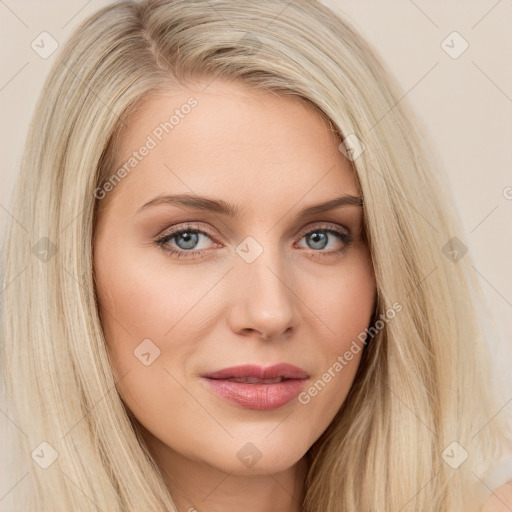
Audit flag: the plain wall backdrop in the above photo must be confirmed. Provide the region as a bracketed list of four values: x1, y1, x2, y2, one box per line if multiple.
[0, 1, 511, 491]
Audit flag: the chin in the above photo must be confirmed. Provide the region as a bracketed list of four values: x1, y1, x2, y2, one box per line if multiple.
[200, 435, 310, 476]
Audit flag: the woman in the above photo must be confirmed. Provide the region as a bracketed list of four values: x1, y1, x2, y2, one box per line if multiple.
[1, 0, 511, 510]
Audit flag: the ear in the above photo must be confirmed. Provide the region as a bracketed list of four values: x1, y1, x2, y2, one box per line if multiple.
[481, 481, 512, 512]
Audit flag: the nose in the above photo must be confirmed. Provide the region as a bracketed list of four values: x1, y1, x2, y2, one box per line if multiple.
[226, 245, 300, 341]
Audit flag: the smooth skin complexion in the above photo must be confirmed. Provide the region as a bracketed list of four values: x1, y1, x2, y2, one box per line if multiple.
[93, 78, 376, 512]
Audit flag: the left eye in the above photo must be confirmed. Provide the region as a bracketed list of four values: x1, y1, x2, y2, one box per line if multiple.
[155, 224, 353, 258]
[163, 229, 211, 251]
[296, 228, 351, 251]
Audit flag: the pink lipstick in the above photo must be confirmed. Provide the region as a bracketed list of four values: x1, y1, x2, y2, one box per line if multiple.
[201, 364, 309, 410]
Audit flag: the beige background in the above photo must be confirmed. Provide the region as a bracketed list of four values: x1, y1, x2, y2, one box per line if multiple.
[0, 0, 511, 406]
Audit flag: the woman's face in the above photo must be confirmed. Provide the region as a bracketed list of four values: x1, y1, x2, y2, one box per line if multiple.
[93, 78, 376, 479]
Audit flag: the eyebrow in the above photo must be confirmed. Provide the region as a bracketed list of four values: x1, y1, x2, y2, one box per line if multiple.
[137, 193, 363, 217]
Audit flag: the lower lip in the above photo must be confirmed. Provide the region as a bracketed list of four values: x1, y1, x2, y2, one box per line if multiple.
[202, 378, 307, 410]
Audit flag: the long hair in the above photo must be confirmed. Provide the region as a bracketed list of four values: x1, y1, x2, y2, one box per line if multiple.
[1, 1, 510, 510]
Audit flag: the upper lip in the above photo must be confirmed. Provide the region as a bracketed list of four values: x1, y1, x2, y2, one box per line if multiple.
[202, 363, 309, 380]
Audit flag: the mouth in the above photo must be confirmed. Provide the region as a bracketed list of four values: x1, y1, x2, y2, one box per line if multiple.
[216, 376, 287, 384]
[202, 363, 309, 381]
[201, 364, 309, 410]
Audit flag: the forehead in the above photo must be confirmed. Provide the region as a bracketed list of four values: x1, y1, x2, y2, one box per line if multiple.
[106, 79, 360, 216]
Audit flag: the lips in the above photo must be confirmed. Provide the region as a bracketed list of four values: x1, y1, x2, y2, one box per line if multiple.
[222, 376, 284, 384]
[202, 363, 309, 381]
[201, 364, 309, 410]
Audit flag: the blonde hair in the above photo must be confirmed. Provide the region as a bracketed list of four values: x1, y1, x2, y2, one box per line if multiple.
[1, 0, 510, 510]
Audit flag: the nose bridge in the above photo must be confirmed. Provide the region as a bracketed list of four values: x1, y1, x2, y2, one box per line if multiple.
[228, 235, 299, 338]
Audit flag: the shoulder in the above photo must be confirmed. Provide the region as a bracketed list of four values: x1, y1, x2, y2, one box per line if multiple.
[481, 481, 512, 512]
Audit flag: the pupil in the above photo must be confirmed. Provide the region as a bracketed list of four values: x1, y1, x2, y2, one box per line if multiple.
[308, 231, 327, 250]
[177, 231, 199, 250]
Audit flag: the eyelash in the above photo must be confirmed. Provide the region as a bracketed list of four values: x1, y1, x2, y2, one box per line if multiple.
[154, 222, 354, 260]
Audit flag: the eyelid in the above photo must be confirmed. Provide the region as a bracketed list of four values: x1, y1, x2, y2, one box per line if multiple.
[157, 222, 219, 242]
[295, 221, 350, 239]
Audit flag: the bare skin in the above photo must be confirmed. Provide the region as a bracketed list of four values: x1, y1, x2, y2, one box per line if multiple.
[482, 482, 512, 511]
[93, 78, 376, 512]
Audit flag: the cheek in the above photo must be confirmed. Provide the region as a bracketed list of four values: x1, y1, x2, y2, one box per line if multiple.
[93, 249, 202, 430]
[296, 251, 375, 417]
[93, 245, 227, 417]
[305, 248, 376, 347]
[94, 244, 216, 353]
